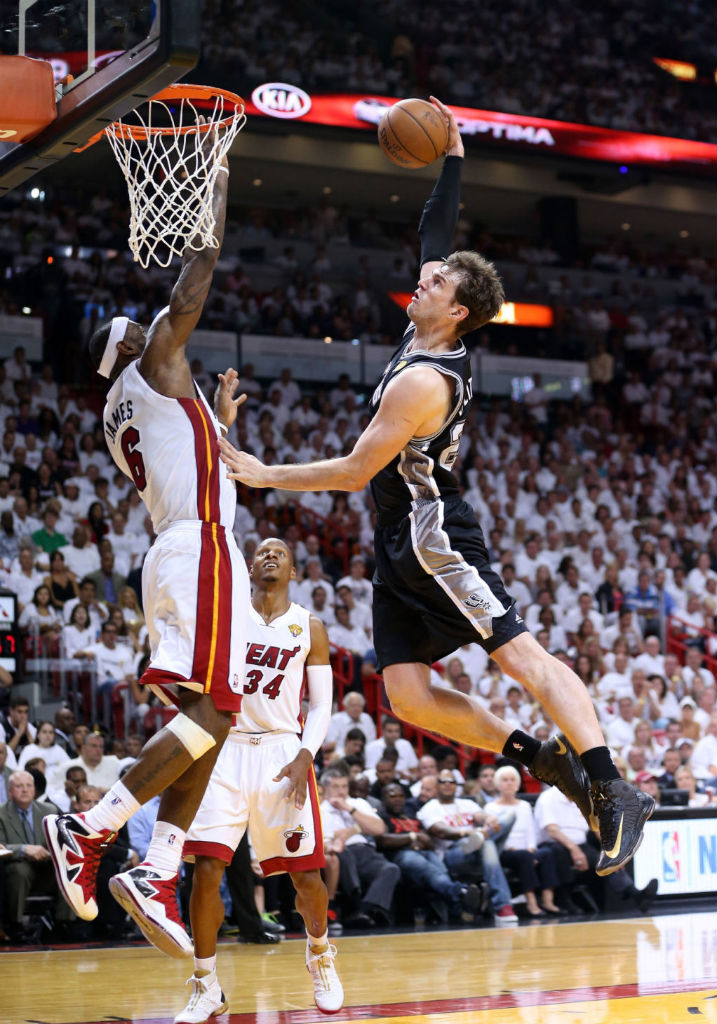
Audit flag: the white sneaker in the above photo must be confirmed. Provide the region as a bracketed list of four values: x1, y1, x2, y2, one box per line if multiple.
[109, 864, 193, 958]
[174, 974, 228, 1024]
[306, 940, 344, 1014]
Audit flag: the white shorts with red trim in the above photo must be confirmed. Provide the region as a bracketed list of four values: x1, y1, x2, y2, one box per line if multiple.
[140, 520, 249, 713]
[184, 731, 325, 876]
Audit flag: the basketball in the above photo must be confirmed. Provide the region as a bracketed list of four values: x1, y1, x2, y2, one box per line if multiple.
[378, 98, 450, 169]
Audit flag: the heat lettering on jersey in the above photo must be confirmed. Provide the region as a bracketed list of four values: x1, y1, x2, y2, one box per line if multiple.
[245, 642, 301, 670]
[104, 399, 134, 442]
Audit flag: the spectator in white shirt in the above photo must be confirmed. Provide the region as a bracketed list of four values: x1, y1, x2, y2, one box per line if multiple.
[74, 619, 137, 727]
[563, 593, 604, 638]
[323, 692, 377, 757]
[632, 635, 665, 677]
[328, 605, 370, 657]
[691, 714, 717, 779]
[497, 563, 530, 616]
[364, 718, 418, 779]
[6, 544, 44, 609]
[296, 559, 335, 608]
[686, 553, 717, 597]
[63, 578, 108, 634]
[60, 524, 101, 580]
[51, 731, 121, 792]
[306, 585, 336, 629]
[681, 647, 716, 695]
[606, 697, 640, 750]
[335, 584, 372, 639]
[336, 554, 373, 606]
[319, 769, 398, 928]
[554, 564, 587, 612]
[596, 651, 633, 700]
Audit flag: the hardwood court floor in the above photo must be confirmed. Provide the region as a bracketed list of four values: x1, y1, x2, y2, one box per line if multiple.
[3, 910, 716, 1024]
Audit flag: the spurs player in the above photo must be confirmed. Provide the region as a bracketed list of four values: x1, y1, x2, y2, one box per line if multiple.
[44, 140, 250, 959]
[176, 538, 342, 1022]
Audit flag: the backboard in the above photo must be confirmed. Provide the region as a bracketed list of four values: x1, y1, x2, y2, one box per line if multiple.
[0, 0, 200, 195]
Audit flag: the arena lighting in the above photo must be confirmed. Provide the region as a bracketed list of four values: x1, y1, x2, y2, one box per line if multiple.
[389, 292, 554, 327]
[653, 58, 697, 81]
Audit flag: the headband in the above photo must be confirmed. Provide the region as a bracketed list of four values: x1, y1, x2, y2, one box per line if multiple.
[97, 316, 129, 379]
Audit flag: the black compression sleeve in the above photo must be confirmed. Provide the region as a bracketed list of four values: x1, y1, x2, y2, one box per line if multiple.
[418, 155, 463, 267]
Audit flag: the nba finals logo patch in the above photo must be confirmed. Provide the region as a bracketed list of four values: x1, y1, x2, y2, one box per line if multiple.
[288, 624, 303, 637]
[284, 825, 309, 853]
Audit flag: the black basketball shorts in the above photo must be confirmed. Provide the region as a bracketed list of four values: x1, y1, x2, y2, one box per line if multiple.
[372, 497, 528, 672]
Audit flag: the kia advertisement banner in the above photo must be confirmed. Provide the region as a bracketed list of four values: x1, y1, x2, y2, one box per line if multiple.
[248, 85, 716, 174]
[632, 814, 717, 896]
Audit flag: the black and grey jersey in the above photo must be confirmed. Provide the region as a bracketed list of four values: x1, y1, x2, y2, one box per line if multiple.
[368, 323, 473, 518]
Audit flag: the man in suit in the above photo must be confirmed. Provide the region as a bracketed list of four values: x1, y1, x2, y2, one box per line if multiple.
[86, 547, 126, 607]
[0, 740, 13, 803]
[0, 770, 74, 940]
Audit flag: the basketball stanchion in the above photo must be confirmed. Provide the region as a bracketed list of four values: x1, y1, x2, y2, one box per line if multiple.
[76, 84, 246, 268]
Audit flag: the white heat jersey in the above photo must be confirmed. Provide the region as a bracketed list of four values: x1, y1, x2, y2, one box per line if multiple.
[102, 360, 236, 533]
[232, 602, 312, 735]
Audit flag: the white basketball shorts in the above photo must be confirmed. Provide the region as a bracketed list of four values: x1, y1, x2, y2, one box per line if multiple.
[139, 520, 249, 713]
[184, 731, 325, 876]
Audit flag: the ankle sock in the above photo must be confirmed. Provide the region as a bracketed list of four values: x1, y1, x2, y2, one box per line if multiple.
[580, 746, 621, 782]
[194, 954, 216, 978]
[307, 930, 329, 953]
[502, 730, 541, 767]
[83, 781, 141, 833]
[144, 820, 186, 873]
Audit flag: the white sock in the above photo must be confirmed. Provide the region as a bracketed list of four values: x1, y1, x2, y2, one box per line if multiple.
[194, 954, 216, 978]
[307, 930, 329, 951]
[83, 781, 141, 833]
[143, 820, 186, 874]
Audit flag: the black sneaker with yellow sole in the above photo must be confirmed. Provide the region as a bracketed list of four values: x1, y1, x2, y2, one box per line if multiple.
[529, 734, 597, 830]
[591, 779, 655, 876]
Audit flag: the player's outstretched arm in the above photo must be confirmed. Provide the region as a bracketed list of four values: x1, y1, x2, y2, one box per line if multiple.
[417, 97, 464, 282]
[273, 616, 332, 809]
[218, 363, 449, 492]
[141, 128, 229, 375]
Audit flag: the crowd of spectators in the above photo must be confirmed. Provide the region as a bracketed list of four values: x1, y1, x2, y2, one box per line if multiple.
[0, 145, 714, 944]
[194, 0, 715, 142]
[0, 294, 714, 939]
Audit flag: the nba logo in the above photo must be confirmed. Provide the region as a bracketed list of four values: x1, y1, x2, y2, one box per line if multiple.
[661, 830, 680, 883]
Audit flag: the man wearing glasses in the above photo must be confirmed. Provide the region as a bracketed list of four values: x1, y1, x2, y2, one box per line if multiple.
[418, 770, 518, 925]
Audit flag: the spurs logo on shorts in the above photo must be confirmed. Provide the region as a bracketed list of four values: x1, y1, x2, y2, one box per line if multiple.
[284, 825, 309, 853]
[465, 592, 492, 611]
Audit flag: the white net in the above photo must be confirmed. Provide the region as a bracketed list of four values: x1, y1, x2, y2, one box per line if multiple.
[104, 89, 246, 268]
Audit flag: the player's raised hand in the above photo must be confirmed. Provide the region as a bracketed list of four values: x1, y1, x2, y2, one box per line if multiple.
[273, 749, 314, 809]
[429, 96, 464, 158]
[214, 367, 247, 430]
[218, 437, 272, 487]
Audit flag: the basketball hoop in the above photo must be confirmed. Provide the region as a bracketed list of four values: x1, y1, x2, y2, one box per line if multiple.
[78, 84, 246, 268]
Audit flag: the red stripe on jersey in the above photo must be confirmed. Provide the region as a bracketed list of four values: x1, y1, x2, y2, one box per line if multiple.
[191, 523, 218, 687]
[211, 524, 233, 692]
[197, 395, 222, 523]
[178, 398, 220, 522]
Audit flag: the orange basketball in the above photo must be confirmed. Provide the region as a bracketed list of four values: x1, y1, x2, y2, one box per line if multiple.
[378, 98, 449, 169]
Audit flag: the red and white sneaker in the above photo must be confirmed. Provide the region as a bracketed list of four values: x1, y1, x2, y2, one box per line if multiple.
[43, 813, 117, 921]
[109, 864, 193, 959]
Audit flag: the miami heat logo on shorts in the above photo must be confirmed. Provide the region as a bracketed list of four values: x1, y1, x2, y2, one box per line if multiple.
[288, 624, 303, 637]
[283, 825, 309, 853]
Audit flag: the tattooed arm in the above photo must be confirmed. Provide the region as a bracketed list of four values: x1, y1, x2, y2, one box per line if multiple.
[138, 138, 229, 397]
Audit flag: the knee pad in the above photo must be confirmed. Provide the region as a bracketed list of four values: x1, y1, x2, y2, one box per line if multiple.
[165, 712, 216, 760]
